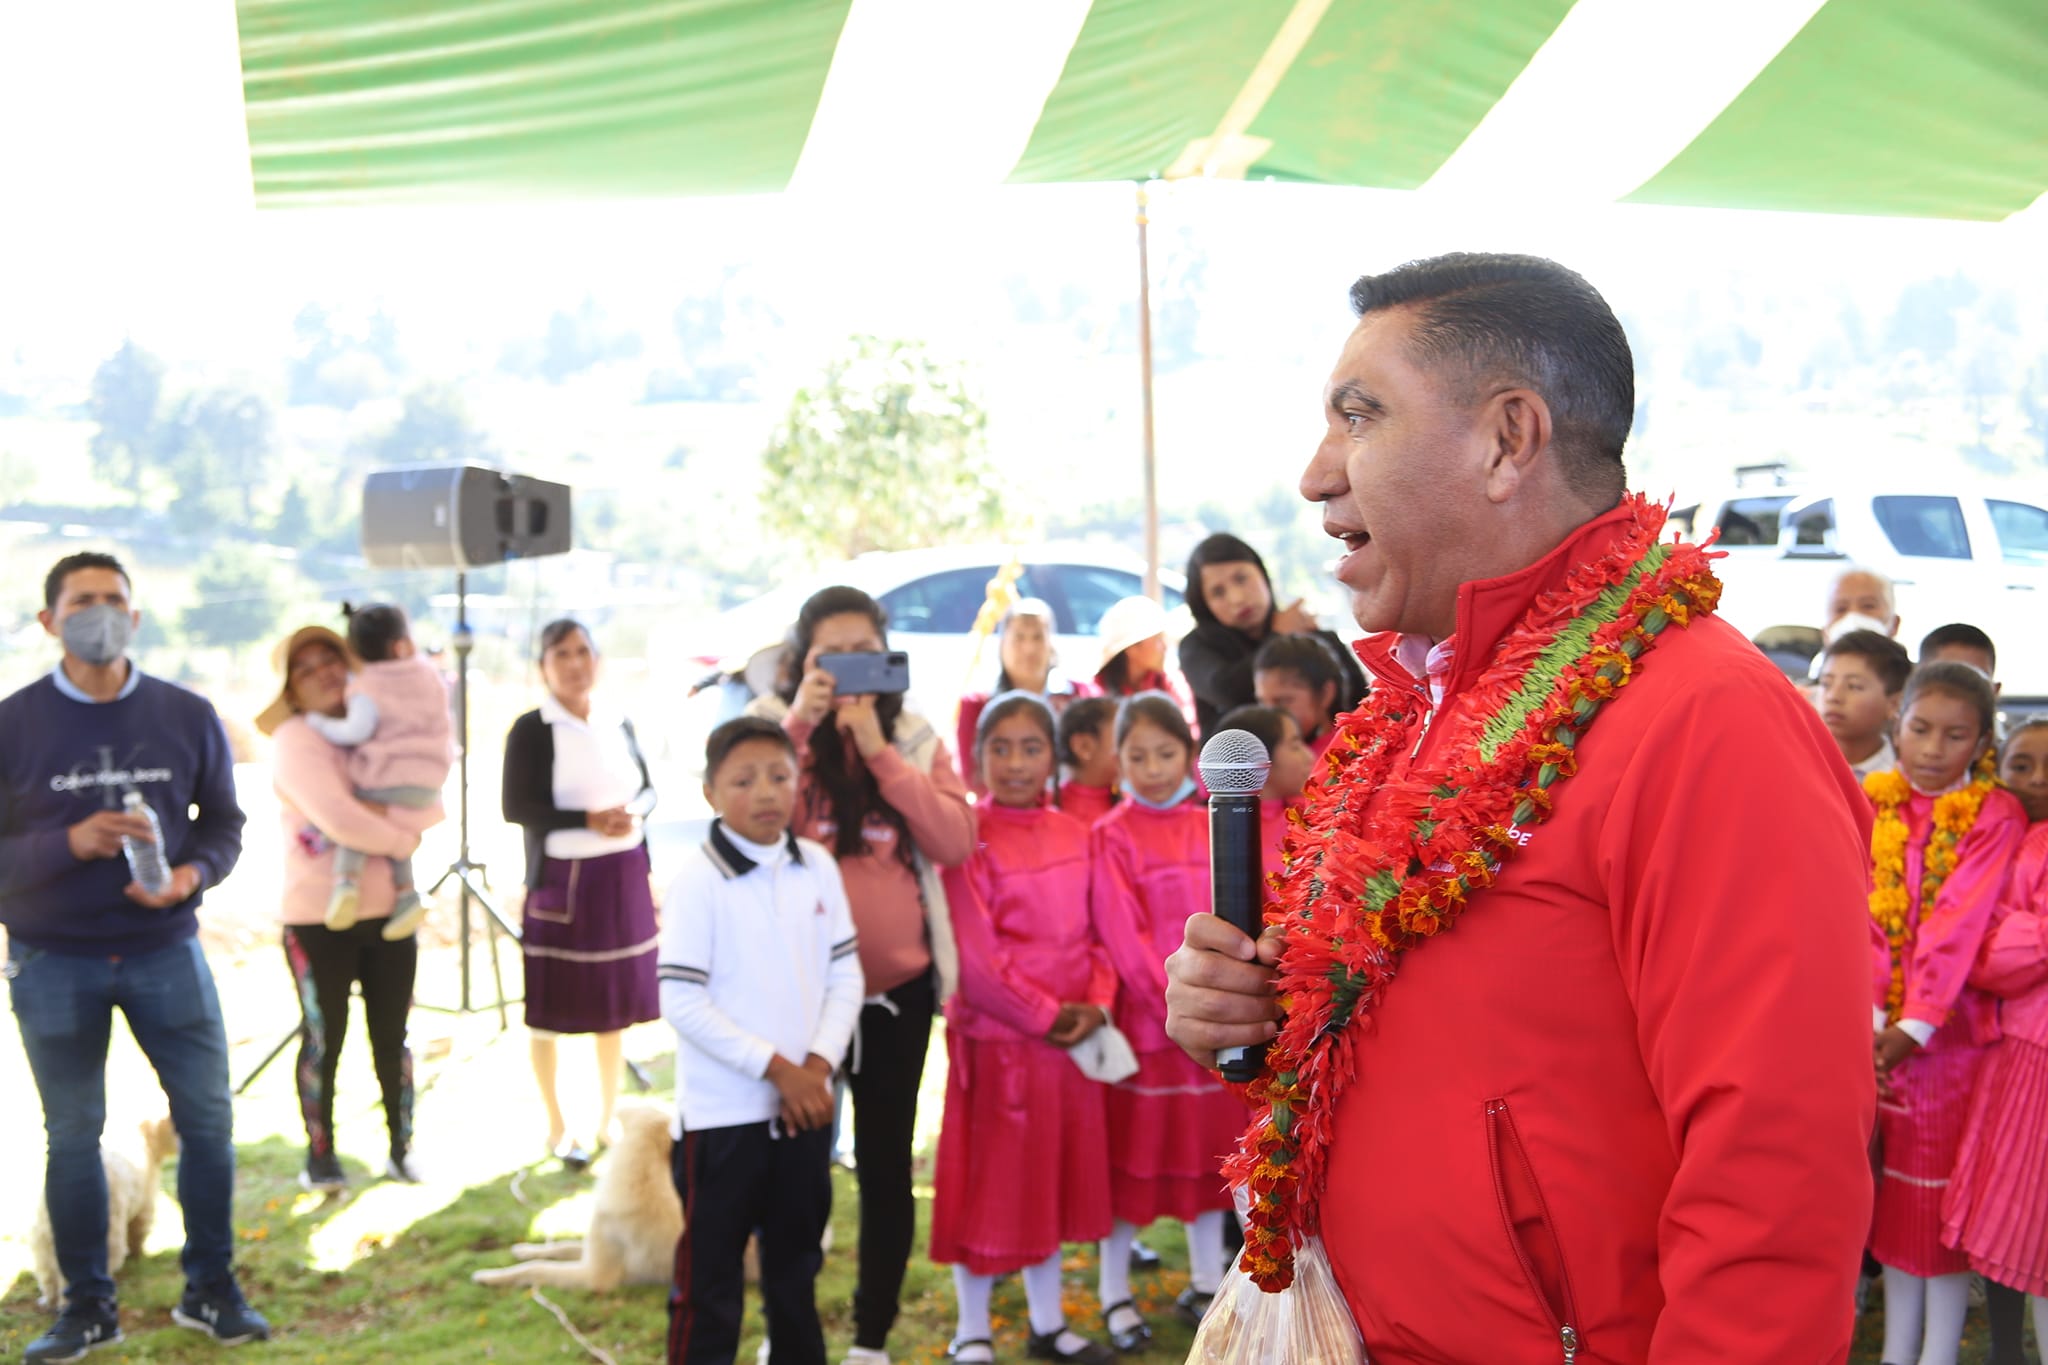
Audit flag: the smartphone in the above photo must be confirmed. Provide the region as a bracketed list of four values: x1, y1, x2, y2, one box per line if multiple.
[818, 651, 911, 696]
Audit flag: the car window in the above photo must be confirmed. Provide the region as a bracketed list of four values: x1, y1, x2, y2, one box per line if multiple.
[1873, 496, 1972, 560]
[1792, 499, 1835, 547]
[1714, 496, 1793, 546]
[1989, 500, 2048, 566]
[877, 566, 999, 634]
[1041, 564, 1188, 635]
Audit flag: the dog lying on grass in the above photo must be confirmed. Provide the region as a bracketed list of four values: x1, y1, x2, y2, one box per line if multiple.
[471, 1104, 683, 1292]
[31, 1116, 178, 1307]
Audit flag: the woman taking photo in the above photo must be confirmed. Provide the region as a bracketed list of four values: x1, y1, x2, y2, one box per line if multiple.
[501, 619, 658, 1168]
[1176, 532, 1365, 739]
[756, 586, 975, 1365]
[257, 623, 441, 1190]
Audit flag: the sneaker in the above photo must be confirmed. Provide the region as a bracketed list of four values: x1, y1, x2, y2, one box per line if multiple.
[325, 881, 360, 931]
[380, 890, 426, 941]
[385, 1152, 425, 1183]
[24, 1297, 122, 1363]
[171, 1278, 272, 1345]
[299, 1151, 347, 1194]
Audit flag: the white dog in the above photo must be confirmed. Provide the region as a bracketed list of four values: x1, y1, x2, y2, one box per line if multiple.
[31, 1116, 179, 1307]
[472, 1104, 682, 1291]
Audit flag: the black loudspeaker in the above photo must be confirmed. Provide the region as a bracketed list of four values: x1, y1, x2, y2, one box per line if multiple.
[360, 466, 573, 569]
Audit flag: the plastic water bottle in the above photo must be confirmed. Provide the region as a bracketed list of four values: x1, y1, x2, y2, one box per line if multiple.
[121, 791, 172, 895]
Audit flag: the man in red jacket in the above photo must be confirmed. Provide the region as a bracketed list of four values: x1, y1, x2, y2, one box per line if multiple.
[1165, 254, 1874, 1363]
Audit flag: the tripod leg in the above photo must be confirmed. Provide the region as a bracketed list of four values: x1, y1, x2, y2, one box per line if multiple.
[485, 895, 510, 1032]
[237, 1027, 300, 1096]
[625, 1058, 653, 1093]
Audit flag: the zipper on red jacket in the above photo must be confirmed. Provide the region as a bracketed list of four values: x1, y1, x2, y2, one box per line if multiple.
[1485, 1097, 1583, 1365]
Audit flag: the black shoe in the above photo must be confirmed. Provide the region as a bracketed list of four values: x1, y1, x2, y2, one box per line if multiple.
[1127, 1240, 1161, 1273]
[24, 1298, 122, 1363]
[299, 1151, 347, 1194]
[1173, 1288, 1214, 1328]
[172, 1278, 272, 1345]
[1026, 1329, 1115, 1364]
[1101, 1301, 1151, 1354]
[553, 1139, 592, 1172]
[947, 1337, 996, 1363]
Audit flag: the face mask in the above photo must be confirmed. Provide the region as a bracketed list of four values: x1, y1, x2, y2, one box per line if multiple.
[61, 603, 133, 666]
[1122, 775, 1199, 810]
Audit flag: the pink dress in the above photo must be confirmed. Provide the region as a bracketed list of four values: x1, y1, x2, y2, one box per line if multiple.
[1871, 786, 2027, 1276]
[1058, 780, 1116, 828]
[1944, 822, 2048, 1293]
[931, 803, 1114, 1273]
[1089, 799, 1240, 1225]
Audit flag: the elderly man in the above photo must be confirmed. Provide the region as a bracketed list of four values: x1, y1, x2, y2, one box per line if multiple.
[1165, 255, 1873, 1363]
[1827, 566, 1900, 639]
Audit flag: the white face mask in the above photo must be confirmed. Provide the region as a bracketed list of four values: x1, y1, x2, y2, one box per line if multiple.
[61, 603, 133, 666]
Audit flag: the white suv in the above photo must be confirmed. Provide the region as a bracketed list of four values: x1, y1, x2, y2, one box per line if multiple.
[1674, 474, 2048, 698]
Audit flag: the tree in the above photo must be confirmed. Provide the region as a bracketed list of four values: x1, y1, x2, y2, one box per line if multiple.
[89, 340, 165, 503]
[181, 545, 290, 651]
[359, 386, 493, 467]
[156, 388, 275, 522]
[760, 337, 1003, 560]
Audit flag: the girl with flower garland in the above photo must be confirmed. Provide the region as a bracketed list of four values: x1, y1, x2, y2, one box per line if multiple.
[1866, 661, 2027, 1365]
[931, 694, 1118, 1365]
[1088, 692, 1238, 1348]
[1942, 718, 2048, 1365]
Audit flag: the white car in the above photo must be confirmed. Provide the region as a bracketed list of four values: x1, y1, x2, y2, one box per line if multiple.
[1674, 471, 2048, 698]
[679, 543, 1190, 724]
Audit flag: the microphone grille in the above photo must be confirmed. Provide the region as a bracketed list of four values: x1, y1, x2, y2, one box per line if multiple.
[1199, 729, 1272, 796]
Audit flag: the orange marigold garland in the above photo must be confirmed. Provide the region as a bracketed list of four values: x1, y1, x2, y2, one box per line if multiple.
[1864, 756, 1998, 1024]
[1224, 495, 1722, 1293]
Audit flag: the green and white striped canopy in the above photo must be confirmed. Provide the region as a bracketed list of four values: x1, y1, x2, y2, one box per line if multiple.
[237, 0, 2046, 218]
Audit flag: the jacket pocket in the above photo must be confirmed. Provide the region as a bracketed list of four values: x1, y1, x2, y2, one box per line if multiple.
[1485, 1097, 1583, 1364]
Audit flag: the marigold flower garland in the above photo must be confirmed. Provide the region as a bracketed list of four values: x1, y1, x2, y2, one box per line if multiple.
[1224, 495, 1722, 1293]
[1864, 756, 1998, 1023]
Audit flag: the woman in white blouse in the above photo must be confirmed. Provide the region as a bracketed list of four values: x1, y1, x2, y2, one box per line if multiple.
[500, 619, 657, 1167]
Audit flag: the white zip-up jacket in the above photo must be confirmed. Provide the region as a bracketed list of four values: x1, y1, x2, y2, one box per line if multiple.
[659, 820, 865, 1134]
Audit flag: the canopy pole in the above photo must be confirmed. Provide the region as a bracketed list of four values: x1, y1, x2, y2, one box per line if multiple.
[1135, 181, 1160, 601]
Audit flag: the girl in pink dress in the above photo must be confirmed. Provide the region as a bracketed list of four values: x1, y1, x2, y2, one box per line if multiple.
[932, 693, 1116, 1365]
[1944, 718, 2048, 1358]
[1088, 692, 1240, 1347]
[1214, 704, 1316, 884]
[1869, 663, 2027, 1365]
[1055, 697, 1120, 828]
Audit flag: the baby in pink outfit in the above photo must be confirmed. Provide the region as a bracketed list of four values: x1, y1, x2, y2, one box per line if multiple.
[306, 604, 455, 940]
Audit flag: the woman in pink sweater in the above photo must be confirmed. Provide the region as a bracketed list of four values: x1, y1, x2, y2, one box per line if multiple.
[255, 625, 443, 1193]
[760, 586, 974, 1365]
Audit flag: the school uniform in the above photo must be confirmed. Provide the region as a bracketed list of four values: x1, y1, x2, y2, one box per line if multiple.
[1057, 779, 1116, 828]
[1945, 822, 2048, 1294]
[1870, 784, 2027, 1277]
[658, 821, 865, 1365]
[1088, 799, 1239, 1225]
[931, 802, 1114, 1274]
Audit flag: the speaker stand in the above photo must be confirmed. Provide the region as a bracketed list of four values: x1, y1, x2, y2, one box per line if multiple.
[417, 571, 521, 1026]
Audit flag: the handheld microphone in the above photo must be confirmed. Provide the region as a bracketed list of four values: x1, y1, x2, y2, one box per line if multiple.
[1198, 729, 1272, 1083]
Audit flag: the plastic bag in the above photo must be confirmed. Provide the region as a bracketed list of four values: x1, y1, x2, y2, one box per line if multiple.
[1184, 1232, 1367, 1365]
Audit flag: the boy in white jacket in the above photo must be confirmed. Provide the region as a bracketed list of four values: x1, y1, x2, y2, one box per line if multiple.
[659, 716, 865, 1365]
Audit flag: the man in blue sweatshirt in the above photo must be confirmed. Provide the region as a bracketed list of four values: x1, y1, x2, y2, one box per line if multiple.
[1, 551, 269, 1363]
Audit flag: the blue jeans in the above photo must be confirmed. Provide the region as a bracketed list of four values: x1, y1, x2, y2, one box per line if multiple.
[7, 936, 236, 1303]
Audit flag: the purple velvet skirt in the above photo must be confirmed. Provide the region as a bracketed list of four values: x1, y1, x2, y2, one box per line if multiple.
[520, 843, 659, 1035]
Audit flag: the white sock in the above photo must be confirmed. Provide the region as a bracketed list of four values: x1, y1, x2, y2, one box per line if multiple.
[1186, 1210, 1226, 1295]
[951, 1265, 993, 1348]
[1022, 1250, 1068, 1337]
[1917, 1271, 1972, 1365]
[1880, 1264, 1927, 1365]
[1099, 1220, 1136, 1317]
[2032, 1296, 2048, 1358]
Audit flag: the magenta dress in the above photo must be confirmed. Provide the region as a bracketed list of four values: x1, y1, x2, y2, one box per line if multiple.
[1870, 785, 2027, 1276]
[1089, 799, 1240, 1226]
[930, 802, 1114, 1274]
[1944, 822, 2048, 1292]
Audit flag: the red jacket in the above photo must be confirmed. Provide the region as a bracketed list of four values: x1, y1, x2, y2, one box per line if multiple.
[1318, 506, 1875, 1364]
